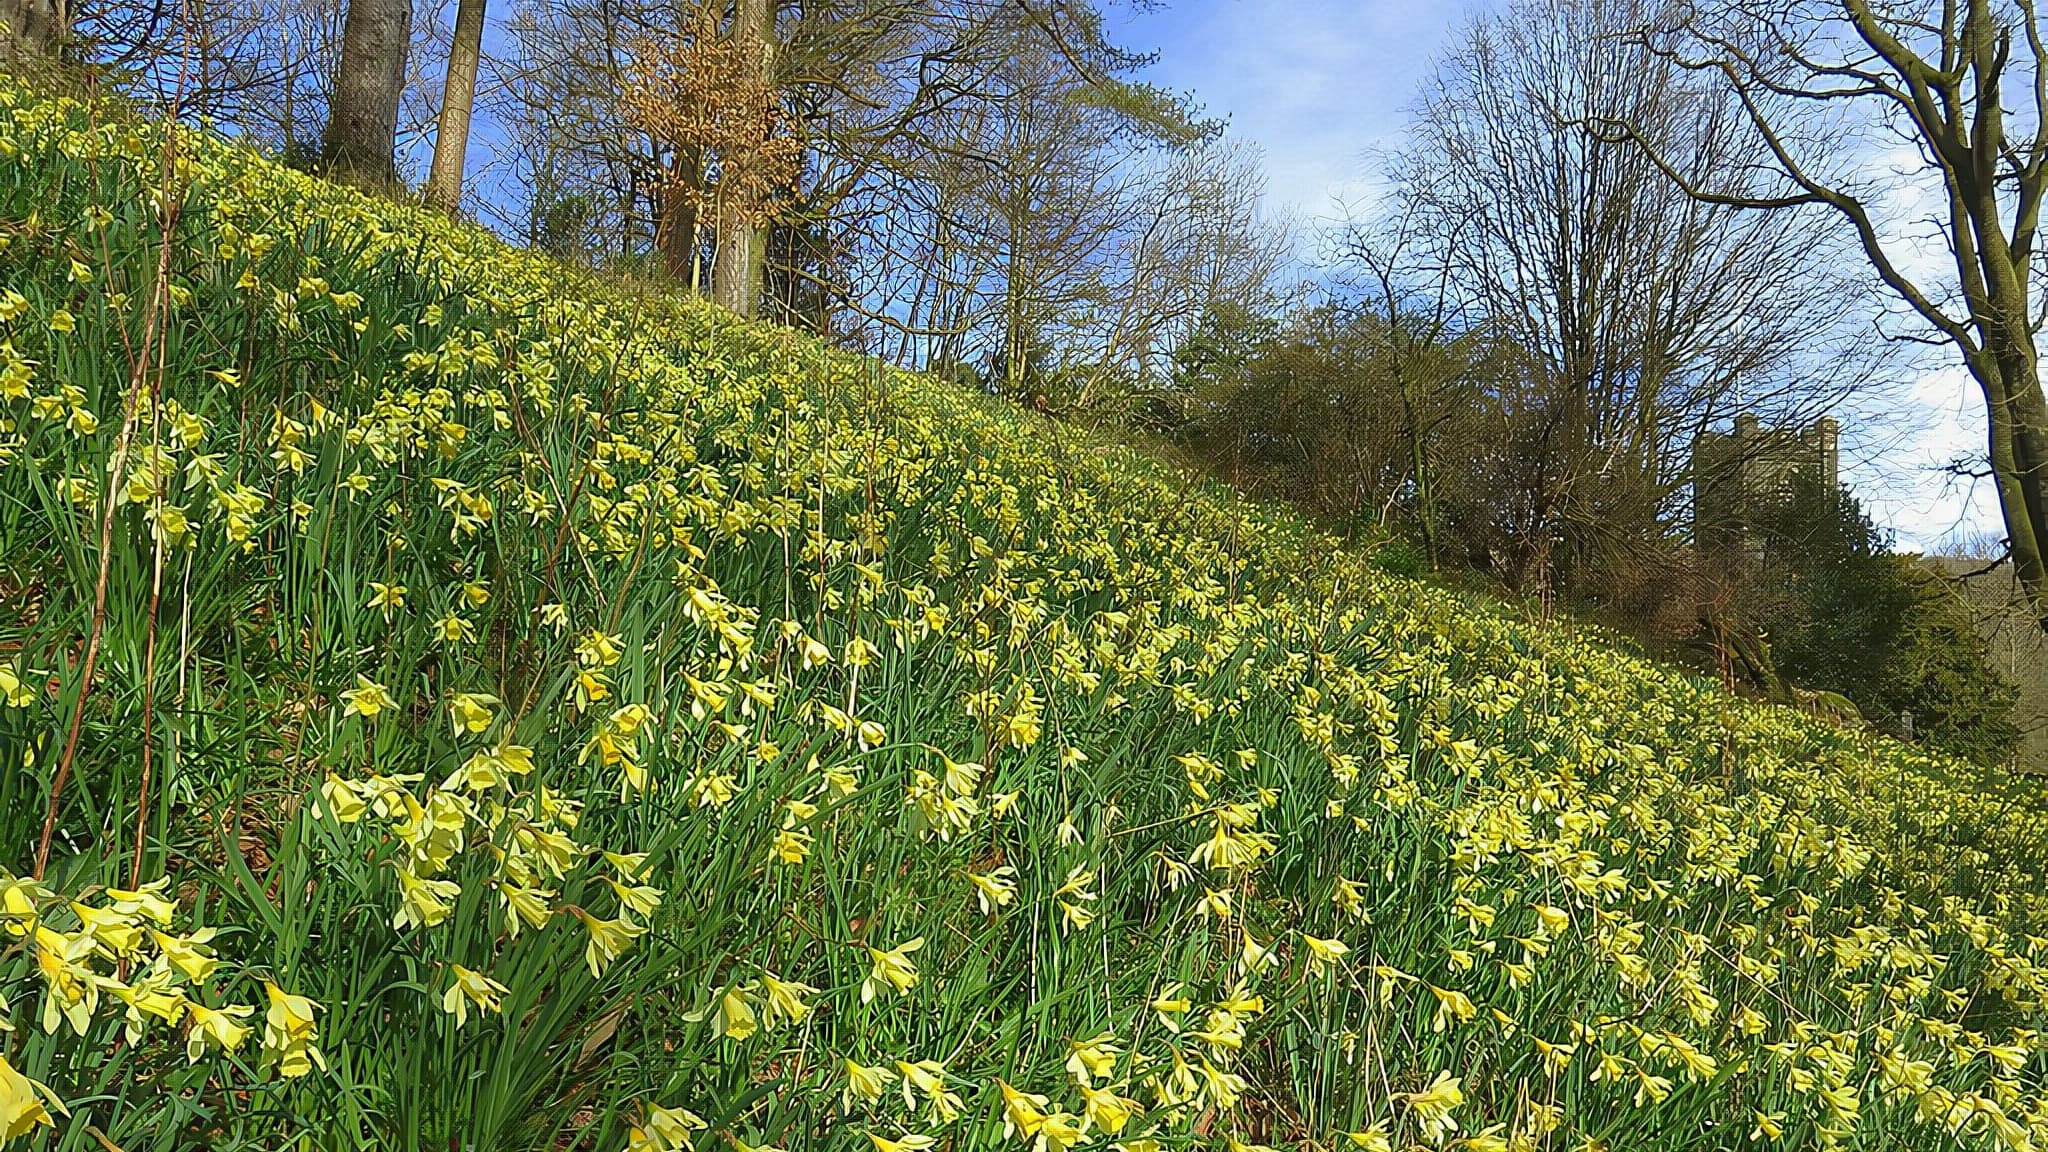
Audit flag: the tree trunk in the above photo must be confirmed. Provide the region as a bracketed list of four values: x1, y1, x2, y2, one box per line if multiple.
[711, 0, 773, 318]
[0, 0, 62, 58]
[1971, 339, 2048, 634]
[712, 194, 748, 315]
[322, 0, 414, 186]
[423, 0, 487, 213]
[656, 146, 702, 284]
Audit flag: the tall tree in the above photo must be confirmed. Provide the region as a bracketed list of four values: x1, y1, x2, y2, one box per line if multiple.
[497, 0, 1210, 353]
[323, 0, 413, 183]
[1395, 0, 1867, 595]
[77, 0, 347, 155]
[424, 0, 488, 212]
[1631, 0, 2048, 637]
[620, 0, 797, 290]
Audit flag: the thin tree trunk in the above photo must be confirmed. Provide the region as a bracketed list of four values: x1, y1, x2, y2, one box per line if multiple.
[322, 0, 413, 186]
[423, 0, 487, 213]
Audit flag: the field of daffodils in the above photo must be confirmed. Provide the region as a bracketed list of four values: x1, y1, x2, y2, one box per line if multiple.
[1, 80, 2046, 1152]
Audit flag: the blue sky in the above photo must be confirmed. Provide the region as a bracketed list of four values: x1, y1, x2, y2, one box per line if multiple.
[1112, 0, 2000, 552]
[1119, 0, 1488, 226]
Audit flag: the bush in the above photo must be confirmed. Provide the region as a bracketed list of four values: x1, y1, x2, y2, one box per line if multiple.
[1746, 474, 2020, 765]
[1879, 564, 2022, 765]
[1368, 534, 1428, 579]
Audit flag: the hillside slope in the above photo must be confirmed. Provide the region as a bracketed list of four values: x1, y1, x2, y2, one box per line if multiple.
[1, 83, 2047, 1152]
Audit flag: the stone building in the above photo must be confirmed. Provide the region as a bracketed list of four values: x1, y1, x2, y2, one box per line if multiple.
[1692, 413, 1840, 554]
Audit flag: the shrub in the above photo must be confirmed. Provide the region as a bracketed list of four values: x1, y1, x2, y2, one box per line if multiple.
[1747, 473, 2020, 765]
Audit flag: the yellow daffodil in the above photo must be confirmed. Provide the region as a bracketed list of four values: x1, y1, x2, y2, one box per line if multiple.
[760, 972, 818, 1027]
[442, 964, 510, 1027]
[261, 981, 324, 1077]
[446, 691, 497, 736]
[570, 907, 645, 979]
[184, 999, 254, 1062]
[0, 1054, 61, 1137]
[1301, 933, 1348, 973]
[627, 1103, 706, 1152]
[1065, 1030, 1119, 1086]
[1345, 1122, 1392, 1152]
[150, 927, 220, 983]
[1404, 1072, 1464, 1142]
[968, 866, 1017, 913]
[860, 936, 923, 1002]
[339, 674, 396, 719]
[999, 1079, 1051, 1140]
[841, 1059, 895, 1113]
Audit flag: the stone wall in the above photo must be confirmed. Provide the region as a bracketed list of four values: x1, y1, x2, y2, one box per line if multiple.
[1924, 556, 2048, 773]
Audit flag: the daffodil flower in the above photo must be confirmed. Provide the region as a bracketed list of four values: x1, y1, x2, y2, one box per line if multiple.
[362, 579, 407, 617]
[1065, 1030, 1119, 1086]
[691, 982, 757, 1041]
[759, 972, 818, 1027]
[261, 981, 324, 1077]
[571, 907, 645, 978]
[865, 1132, 936, 1152]
[339, 675, 396, 719]
[497, 880, 556, 938]
[1426, 983, 1476, 1032]
[626, 1103, 706, 1152]
[1301, 933, 1348, 973]
[35, 926, 98, 1034]
[895, 1058, 962, 1122]
[1345, 1122, 1393, 1152]
[442, 964, 510, 1027]
[150, 927, 220, 983]
[393, 866, 460, 931]
[608, 878, 664, 919]
[860, 936, 923, 1002]
[184, 1000, 254, 1062]
[840, 1059, 895, 1113]
[968, 866, 1017, 913]
[1240, 928, 1278, 973]
[446, 691, 497, 736]
[0, 1053, 63, 1137]
[998, 1079, 1050, 1140]
[1404, 1072, 1464, 1143]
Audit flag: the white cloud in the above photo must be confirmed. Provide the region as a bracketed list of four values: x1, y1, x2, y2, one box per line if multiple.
[1125, 0, 1489, 224]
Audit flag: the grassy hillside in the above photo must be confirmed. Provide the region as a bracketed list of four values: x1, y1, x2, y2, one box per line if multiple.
[2, 81, 2047, 1152]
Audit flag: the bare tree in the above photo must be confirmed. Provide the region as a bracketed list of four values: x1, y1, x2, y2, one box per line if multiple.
[621, 0, 799, 292]
[1396, 0, 1871, 595]
[490, 0, 1216, 363]
[711, 0, 774, 315]
[75, 0, 344, 154]
[1337, 200, 1476, 567]
[1067, 137, 1297, 411]
[1625, 0, 2048, 636]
